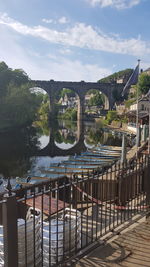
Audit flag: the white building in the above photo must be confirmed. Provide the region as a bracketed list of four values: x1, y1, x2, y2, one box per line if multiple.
[130, 96, 149, 112]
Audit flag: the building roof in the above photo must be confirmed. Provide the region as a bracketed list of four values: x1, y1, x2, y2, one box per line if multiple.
[127, 110, 149, 119]
[144, 67, 150, 72]
[138, 95, 149, 102]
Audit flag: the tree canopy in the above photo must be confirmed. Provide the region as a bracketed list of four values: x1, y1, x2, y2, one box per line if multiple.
[98, 69, 133, 83]
[88, 92, 104, 106]
[0, 61, 41, 130]
[59, 88, 76, 98]
[105, 111, 118, 124]
[138, 73, 150, 95]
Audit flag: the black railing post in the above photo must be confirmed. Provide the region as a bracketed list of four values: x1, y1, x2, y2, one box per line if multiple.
[2, 192, 18, 267]
[146, 156, 150, 218]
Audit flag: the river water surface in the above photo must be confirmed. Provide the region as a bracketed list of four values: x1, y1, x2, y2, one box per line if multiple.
[0, 120, 124, 187]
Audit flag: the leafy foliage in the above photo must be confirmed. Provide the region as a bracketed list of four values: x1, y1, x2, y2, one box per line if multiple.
[124, 98, 136, 108]
[86, 129, 104, 145]
[54, 131, 75, 144]
[59, 88, 76, 98]
[138, 73, 150, 95]
[98, 69, 133, 83]
[105, 111, 118, 124]
[60, 108, 77, 121]
[88, 92, 104, 106]
[38, 94, 50, 120]
[0, 61, 41, 130]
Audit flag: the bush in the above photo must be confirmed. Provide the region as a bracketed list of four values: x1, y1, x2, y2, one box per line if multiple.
[106, 111, 118, 124]
[61, 108, 77, 121]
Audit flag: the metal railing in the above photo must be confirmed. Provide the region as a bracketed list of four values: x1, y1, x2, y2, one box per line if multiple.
[0, 154, 150, 267]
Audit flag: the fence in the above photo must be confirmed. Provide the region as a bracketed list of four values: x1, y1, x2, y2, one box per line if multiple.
[0, 154, 150, 266]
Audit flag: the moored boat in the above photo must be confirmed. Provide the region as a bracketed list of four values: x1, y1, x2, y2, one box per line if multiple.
[74, 155, 115, 161]
[16, 144, 121, 187]
[94, 145, 122, 151]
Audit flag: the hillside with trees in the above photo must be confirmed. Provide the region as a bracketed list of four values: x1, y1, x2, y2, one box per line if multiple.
[98, 68, 133, 83]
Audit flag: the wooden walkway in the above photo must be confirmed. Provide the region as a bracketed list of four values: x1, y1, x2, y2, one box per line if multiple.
[75, 217, 150, 267]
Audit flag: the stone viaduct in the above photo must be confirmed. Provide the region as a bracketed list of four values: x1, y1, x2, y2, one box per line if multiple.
[31, 80, 124, 120]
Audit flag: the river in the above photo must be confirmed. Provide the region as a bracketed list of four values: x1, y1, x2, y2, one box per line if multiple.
[0, 119, 125, 187]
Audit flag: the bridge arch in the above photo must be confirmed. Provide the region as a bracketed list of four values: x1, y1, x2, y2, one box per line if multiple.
[31, 80, 124, 120]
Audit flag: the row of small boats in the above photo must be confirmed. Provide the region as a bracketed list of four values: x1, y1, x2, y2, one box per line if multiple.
[16, 145, 122, 186]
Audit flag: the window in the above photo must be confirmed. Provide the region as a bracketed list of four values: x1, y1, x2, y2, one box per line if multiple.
[141, 104, 144, 110]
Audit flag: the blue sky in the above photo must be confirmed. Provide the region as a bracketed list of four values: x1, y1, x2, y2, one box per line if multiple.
[0, 0, 150, 81]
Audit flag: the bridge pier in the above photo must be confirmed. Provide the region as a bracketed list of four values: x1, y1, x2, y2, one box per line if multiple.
[77, 119, 84, 142]
[103, 132, 109, 144]
[49, 92, 56, 120]
[77, 95, 85, 121]
[104, 95, 110, 110]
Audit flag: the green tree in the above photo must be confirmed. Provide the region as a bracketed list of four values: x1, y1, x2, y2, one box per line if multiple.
[38, 95, 50, 120]
[60, 88, 75, 98]
[98, 69, 133, 83]
[124, 98, 136, 108]
[89, 92, 104, 106]
[138, 73, 150, 95]
[0, 83, 40, 127]
[61, 108, 77, 121]
[106, 111, 118, 124]
[0, 62, 12, 99]
[0, 61, 42, 130]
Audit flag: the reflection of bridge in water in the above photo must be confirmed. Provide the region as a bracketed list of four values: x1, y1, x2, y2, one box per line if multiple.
[37, 121, 109, 157]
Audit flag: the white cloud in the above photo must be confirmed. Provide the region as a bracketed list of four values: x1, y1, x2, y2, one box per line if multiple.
[0, 13, 149, 57]
[58, 16, 69, 24]
[42, 18, 53, 24]
[87, 0, 141, 9]
[140, 61, 150, 71]
[0, 25, 111, 81]
[48, 59, 112, 81]
[42, 16, 69, 25]
[59, 48, 72, 55]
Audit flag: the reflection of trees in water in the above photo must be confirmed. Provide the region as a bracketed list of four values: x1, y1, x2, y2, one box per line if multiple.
[57, 120, 77, 132]
[85, 128, 104, 145]
[35, 119, 50, 136]
[85, 128, 123, 147]
[54, 130, 76, 145]
[34, 119, 78, 146]
[0, 118, 124, 178]
[104, 133, 122, 146]
[0, 127, 40, 177]
[53, 120, 78, 145]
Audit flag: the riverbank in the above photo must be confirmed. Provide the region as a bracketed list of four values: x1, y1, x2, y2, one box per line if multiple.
[106, 124, 148, 160]
[95, 118, 136, 136]
[104, 124, 136, 136]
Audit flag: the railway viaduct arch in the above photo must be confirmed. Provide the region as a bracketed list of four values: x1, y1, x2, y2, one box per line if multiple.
[31, 80, 124, 120]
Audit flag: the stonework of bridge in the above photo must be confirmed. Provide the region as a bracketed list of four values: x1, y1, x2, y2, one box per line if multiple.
[32, 80, 124, 120]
